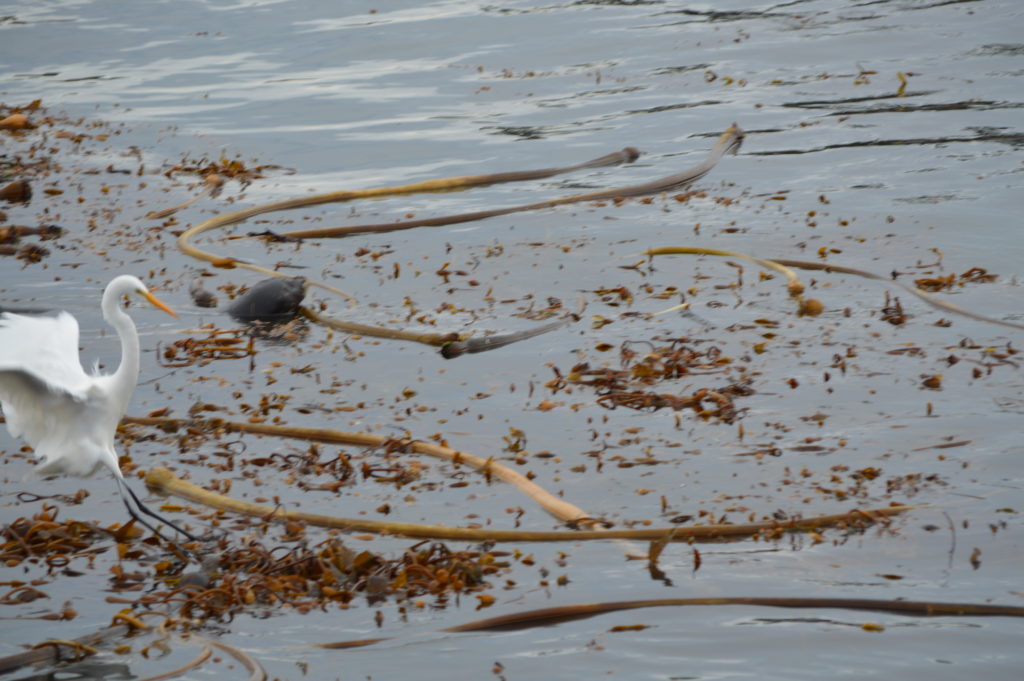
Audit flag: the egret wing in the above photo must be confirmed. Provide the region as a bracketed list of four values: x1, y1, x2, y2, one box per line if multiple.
[0, 311, 94, 451]
[0, 311, 90, 386]
[0, 365, 115, 477]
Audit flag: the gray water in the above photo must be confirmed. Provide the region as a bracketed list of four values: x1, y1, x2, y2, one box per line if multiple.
[1, 1, 1023, 679]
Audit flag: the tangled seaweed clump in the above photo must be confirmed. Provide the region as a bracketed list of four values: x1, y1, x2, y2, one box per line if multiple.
[163, 537, 506, 622]
[548, 337, 753, 422]
[157, 327, 257, 368]
[2, 505, 508, 626]
[160, 153, 281, 186]
[1, 504, 109, 575]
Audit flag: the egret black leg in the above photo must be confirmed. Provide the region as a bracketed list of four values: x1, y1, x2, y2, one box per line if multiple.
[115, 481, 198, 562]
[118, 475, 202, 540]
[113, 478, 207, 562]
[118, 486, 175, 541]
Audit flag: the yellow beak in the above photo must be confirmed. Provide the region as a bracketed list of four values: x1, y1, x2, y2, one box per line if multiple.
[142, 290, 178, 318]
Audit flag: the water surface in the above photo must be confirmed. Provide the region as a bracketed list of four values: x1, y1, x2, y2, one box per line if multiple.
[1, 1, 1022, 679]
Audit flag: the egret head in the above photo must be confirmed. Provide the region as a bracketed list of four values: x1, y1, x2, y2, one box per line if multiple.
[106, 275, 177, 319]
[138, 287, 177, 319]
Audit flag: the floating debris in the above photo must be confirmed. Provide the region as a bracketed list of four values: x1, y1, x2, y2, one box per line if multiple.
[158, 328, 256, 367]
[550, 337, 752, 422]
[188, 278, 218, 308]
[0, 180, 32, 203]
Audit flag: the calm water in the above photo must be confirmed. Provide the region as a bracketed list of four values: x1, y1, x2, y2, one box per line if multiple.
[2, 1, 1023, 679]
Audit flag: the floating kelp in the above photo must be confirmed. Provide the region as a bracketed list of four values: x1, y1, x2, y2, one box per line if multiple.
[313, 596, 1024, 649]
[644, 247, 1024, 331]
[175, 127, 744, 349]
[147, 464, 913, 543]
[157, 328, 256, 367]
[123, 414, 916, 545]
[0, 504, 108, 574]
[549, 337, 753, 422]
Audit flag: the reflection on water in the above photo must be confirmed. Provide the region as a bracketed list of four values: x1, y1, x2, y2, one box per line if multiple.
[1, 0, 1022, 679]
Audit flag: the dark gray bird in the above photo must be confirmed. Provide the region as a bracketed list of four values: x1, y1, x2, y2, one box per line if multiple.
[227, 277, 307, 323]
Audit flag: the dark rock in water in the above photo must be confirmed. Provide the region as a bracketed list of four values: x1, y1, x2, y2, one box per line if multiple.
[228, 276, 307, 322]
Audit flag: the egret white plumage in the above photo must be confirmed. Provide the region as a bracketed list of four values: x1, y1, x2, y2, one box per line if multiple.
[0, 275, 200, 545]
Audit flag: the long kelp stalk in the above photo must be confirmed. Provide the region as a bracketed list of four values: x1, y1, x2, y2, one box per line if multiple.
[177, 146, 645, 288]
[174, 129, 737, 346]
[128, 415, 599, 528]
[278, 126, 743, 240]
[146, 464, 910, 543]
[772, 257, 1024, 330]
[129, 415, 912, 542]
[642, 246, 823, 317]
[314, 596, 1024, 649]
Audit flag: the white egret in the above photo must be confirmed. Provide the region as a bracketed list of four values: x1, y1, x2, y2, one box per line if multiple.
[0, 275, 200, 545]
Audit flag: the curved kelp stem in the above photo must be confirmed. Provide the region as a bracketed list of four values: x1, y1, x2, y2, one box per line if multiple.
[278, 126, 743, 240]
[146, 466, 910, 543]
[128, 415, 599, 528]
[137, 643, 212, 681]
[0, 623, 136, 674]
[313, 597, 1024, 649]
[0, 620, 263, 681]
[439, 315, 577, 359]
[299, 305, 579, 356]
[771, 257, 1024, 331]
[299, 306, 460, 347]
[643, 246, 823, 317]
[196, 634, 267, 681]
[147, 173, 225, 220]
[645, 247, 1024, 330]
[177, 128, 742, 346]
[129, 415, 912, 542]
[177, 146, 644, 288]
